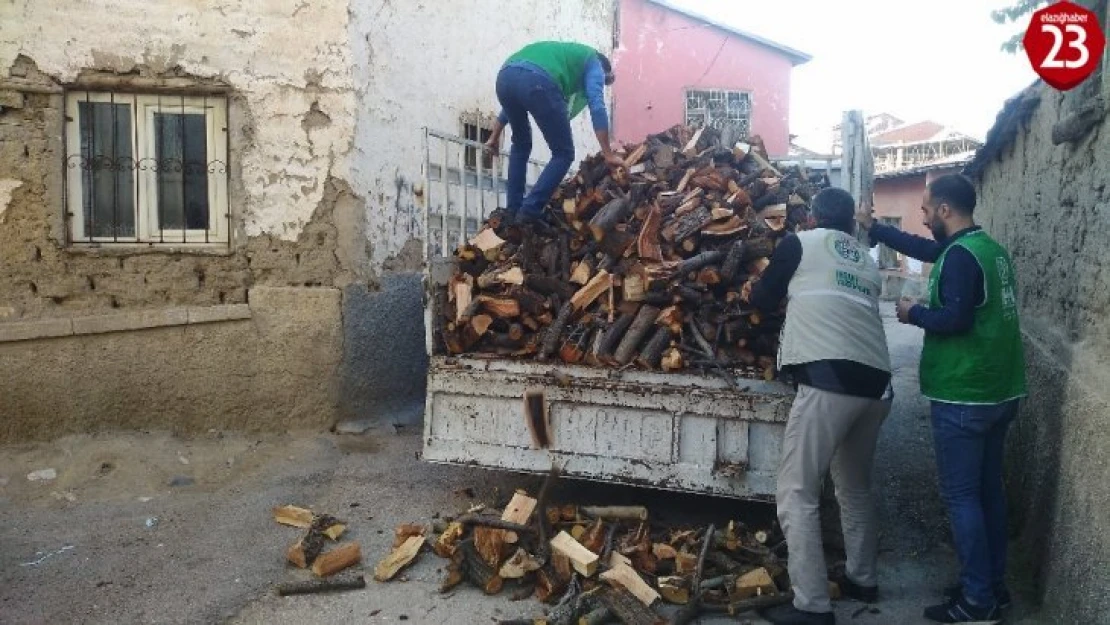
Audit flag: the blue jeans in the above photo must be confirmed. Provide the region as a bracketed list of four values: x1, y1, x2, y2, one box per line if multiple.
[495, 64, 574, 220]
[931, 398, 1019, 606]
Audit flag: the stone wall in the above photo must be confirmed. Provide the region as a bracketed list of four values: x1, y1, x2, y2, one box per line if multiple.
[966, 11, 1109, 619]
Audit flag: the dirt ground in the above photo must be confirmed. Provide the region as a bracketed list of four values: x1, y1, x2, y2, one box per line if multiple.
[0, 305, 1053, 624]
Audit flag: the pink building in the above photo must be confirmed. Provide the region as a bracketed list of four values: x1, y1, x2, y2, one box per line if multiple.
[612, 0, 811, 156]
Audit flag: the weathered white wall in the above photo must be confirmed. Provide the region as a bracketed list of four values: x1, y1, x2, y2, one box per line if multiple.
[1, 0, 357, 242]
[347, 0, 619, 268]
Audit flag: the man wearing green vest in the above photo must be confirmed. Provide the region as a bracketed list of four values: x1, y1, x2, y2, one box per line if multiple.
[483, 41, 624, 227]
[857, 173, 1027, 624]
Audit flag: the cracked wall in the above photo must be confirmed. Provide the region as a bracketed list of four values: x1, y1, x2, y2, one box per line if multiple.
[347, 0, 618, 269]
[974, 47, 1110, 623]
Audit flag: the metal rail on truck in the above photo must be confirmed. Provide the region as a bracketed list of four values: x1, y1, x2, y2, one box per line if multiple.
[418, 128, 797, 501]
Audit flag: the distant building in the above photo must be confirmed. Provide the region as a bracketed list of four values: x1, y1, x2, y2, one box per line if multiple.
[612, 0, 812, 156]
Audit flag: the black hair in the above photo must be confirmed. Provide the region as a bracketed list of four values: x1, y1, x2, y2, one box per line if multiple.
[811, 187, 856, 232]
[596, 53, 612, 74]
[927, 173, 977, 215]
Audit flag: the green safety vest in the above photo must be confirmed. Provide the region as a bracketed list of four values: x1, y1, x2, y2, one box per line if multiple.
[919, 229, 1028, 404]
[506, 41, 599, 120]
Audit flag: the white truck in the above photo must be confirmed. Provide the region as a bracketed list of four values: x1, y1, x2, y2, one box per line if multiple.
[418, 115, 871, 502]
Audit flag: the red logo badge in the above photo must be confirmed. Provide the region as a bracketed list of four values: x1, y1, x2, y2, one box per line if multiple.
[1023, 0, 1106, 91]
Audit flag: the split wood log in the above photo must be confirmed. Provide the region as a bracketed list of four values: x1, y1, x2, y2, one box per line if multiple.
[579, 607, 614, 625]
[524, 389, 551, 449]
[571, 270, 612, 311]
[637, 204, 663, 261]
[374, 535, 423, 581]
[273, 505, 314, 529]
[541, 302, 576, 359]
[457, 538, 505, 594]
[551, 531, 600, 577]
[600, 562, 661, 606]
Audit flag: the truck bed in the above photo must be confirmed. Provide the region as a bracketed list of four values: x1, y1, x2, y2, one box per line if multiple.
[422, 355, 794, 500]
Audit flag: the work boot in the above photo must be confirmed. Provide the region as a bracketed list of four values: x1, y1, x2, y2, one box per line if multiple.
[761, 603, 835, 625]
[830, 572, 878, 603]
[943, 584, 1011, 610]
[923, 593, 1001, 623]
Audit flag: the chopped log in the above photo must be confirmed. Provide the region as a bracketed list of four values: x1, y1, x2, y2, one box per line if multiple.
[622, 269, 646, 303]
[683, 127, 705, 157]
[699, 591, 794, 615]
[601, 562, 661, 606]
[675, 168, 695, 193]
[653, 145, 676, 168]
[551, 531, 600, 577]
[595, 309, 638, 365]
[720, 240, 746, 285]
[613, 305, 661, 366]
[663, 205, 713, 243]
[480, 296, 521, 319]
[734, 567, 778, 599]
[273, 505, 315, 529]
[392, 523, 427, 549]
[312, 542, 362, 577]
[535, 568, 564, 604]
[374, 535, 423, 581]
[471, 228, 507, 258]
[624, 143, 648, 168]
[434, 521, 465, 558]
[598, 587, 666, 625]
[276, 575, 366, 596]
[657, 576, 690, 605]
[571, 270, 612, 311]
[499, 548, 543, 579]
[652, 543, 678, 560]
[477, 266, 525, 290]
[502, 492, 538, 524]
[458, 538, 505, 594]
[661, 348, 684, 371]
[287, 532, 326, 569]
[474, 526, 509, 569]
[571, 258, 595, 285]
[635, 327, 673, 369]
[541, 301, 576, 359]
[589, 196, 634, 241]
[675, 250, 725, 278]
[637, 204, 663, 261]
[581, 519, 608, 555]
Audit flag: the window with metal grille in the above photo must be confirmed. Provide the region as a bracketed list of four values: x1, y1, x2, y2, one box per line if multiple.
[463, 121, 495, 172]
[684, 89, 752, 137]
[64, 91, 230, 245]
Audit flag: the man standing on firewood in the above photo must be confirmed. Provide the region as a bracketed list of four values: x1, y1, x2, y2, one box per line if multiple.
[483, 40, 624, 229]
[856, 173, 1026, 624]
[744, 187, 894, 625]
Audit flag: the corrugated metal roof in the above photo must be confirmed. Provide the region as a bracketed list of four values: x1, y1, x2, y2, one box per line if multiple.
[645, 0, 813, 66]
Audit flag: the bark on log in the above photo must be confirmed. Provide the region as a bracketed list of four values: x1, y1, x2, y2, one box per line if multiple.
[635, 327, 673, 369]
[595, 309, 639, 365]
[589, 196, 633, 241]
[598, 587, 666, 625]
[613, 305, 661, 366]
[540, 302, 575, 360]
[276, 575, 366, 596]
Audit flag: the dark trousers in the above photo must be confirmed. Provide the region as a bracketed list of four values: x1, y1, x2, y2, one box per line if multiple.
[930, 398, 1019, 606]
[494, 64, 574, 219]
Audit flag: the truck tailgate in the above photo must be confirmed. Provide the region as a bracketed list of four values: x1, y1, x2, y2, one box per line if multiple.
[423, 356, 794, 500]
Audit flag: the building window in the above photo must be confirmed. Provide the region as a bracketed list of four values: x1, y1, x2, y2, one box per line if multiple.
[462, 120, 495, 173]
[64, 91, 229, 245]
[878, 217, 903, 270]
[684, 89, 752, 137]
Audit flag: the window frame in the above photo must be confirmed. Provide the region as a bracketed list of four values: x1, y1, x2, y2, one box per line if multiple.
[64, 91, 230, 246]
[461, 117, 496, 173]
[683, 87, 753, 135]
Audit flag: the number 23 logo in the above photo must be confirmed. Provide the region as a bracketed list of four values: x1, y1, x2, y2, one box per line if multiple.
[1040, 23, 1089, 69]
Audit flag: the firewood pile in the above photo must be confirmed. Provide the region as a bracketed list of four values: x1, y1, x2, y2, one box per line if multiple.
[436, 124, 829, 380]
[371, 475, 808, 625]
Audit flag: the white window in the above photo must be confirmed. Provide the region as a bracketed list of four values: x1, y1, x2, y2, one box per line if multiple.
[684, 89, 752, 137]
[65, 92, 229, 245]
